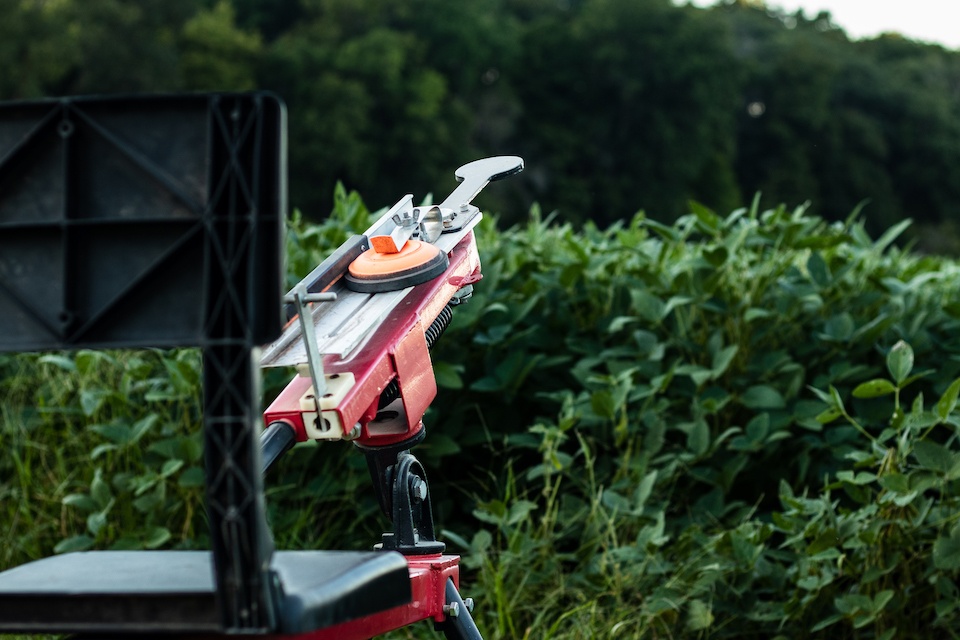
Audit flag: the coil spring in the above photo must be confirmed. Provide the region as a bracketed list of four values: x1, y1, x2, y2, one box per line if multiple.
[377, 304, 453, 409]
[424, 304, 453, 348]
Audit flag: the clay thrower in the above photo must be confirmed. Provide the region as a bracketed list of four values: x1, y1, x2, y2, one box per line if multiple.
[257, 156, 524, 640]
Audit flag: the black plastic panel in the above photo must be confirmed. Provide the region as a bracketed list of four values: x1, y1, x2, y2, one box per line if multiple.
[0, 93, 284, 351]
[0, 550, 411, 634]
[0, 92, 287, 633]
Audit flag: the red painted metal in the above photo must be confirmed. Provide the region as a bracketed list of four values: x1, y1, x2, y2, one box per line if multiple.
[262, 232, 480, 442]
[265, 555, 461, 640]
[392, 318, 436, 433]
[260, 233, 481, 639]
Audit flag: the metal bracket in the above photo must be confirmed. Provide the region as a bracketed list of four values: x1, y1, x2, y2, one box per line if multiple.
[283, 286, 336, 404]
[376, 451, 445, 556]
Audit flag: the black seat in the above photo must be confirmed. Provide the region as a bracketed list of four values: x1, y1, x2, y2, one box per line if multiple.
[0, 550, 410, 634]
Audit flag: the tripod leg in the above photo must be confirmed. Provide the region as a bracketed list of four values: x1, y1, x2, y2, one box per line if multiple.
[440, 578, 483, 640]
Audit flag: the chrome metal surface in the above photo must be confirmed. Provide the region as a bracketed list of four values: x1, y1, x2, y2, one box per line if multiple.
[260, 281, 412, 366]
[439, 156, 523, 210]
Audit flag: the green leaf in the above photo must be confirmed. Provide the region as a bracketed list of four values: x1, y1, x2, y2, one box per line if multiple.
[161, 459, 184, 478]
[829, 385, 845, 414]
[816, 407, 843, 424]
[852, 379, 896, 398]
[835, 594, 873, 615]
[63, 493, 99, 512]
[689, 200, 719, 230]
[54, 535, 94, 554]
[874, 218, 912, 253]
[90, 468, 112, 509]
[937, 378, 960, 421]
[144, 527, 171, 549]
[591, 390, 616, 419]
[892, 491, 919, 506]
[178, 467, 206, 487]
[808, 385, 833, 405]
[179, 435, 203, 463]
[891, 406, 905, 430]
[886, 340, 914, 385]
[824, 313, 854, 341]
[426, 433, 461, 458]
[810, 614, 843, 632]
[872, 590, 894, 613]
[687, 419, 710, 456]
[878, 473, 910, 493]
[80, 389, 110, 417]
[433, 361, 464, 389]
[795, 234, 853, 249]
[744, 308, 772, 322]
[607, 316, 637, 333]
[130, 415, 159, 443]
[741, 385, 785, 409]
[703, 246, 728, 266]
[642, 218, 679, 242]
[807, 251, 830, 287]
[90, 443, 119, 459]
[630, 290, 665, 322]
[89, 423, 132, 445]
[746, 413, 770, 443]
[934, 531, 960, 570]
[635, 471, 657, 508]
[38, 354, 77, 371]
[469, 376, 501, 392]
[686, 599, 713, 631]
[853, 614, 876, 629]
[807, 529, 839, 555]
[87, 510, 108, 536]
[914, 440, 953, 473]
[506, 500, 537, 526]
[711, 345, 738, 377]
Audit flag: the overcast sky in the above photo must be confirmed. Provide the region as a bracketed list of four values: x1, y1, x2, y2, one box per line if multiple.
[685, 0, 960, 50]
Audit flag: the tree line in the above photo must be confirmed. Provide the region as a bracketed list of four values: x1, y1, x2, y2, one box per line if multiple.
[3, 0, 959, 245]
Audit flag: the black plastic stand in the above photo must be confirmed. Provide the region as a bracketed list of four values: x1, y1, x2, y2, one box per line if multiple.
[200, 94, 285, 630]
[355, 433, 445, 556]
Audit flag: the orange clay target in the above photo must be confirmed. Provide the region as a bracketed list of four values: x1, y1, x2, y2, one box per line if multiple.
[345, 240, 449, 293]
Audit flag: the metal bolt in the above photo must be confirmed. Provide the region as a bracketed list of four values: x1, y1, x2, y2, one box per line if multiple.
[443, 602, 460, 618]
[450, 284, 474, 306]
[344, 423, 361, 440]
[459, 203, 469, 212]
[463, 598, 475, 613]
[409, 476, 428, 503]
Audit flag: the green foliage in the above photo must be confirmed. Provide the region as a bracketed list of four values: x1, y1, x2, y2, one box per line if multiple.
[0, 349, 206, 565]
[4, 0, 960, 245]
[391, 194, 960, 637]
[2, 188, 943, 638]
[514, 0, 742, 224]
[180, 1, 262, 91]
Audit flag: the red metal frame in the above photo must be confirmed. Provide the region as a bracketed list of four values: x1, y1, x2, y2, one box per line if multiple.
[263, 231, 480, 443]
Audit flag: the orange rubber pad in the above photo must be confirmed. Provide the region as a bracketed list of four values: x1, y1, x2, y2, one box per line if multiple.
[370, 235, 403, 253]
[345, 240, 449, 293]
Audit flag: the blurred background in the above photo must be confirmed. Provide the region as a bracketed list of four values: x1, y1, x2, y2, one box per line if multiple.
[3, 0, 958, 250]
